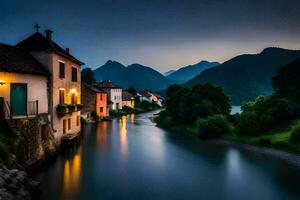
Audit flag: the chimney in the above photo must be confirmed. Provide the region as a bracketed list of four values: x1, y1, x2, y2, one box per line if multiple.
[66, 48, 69, 53]
[45, 29, 53, 40]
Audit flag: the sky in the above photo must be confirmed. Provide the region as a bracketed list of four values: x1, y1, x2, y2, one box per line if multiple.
[1, 0, 300, 72]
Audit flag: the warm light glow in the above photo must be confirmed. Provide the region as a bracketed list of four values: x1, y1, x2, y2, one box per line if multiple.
[70, 88, 77, 94]
[120, 116, 128, 164]
[0, 80, 6, 85]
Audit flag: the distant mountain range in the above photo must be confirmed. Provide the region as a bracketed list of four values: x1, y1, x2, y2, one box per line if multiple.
[185, 47, 300, 104]
[93, 60, 175, 91]
[166, 61, 219, 83]
[163, 70, 176, 76]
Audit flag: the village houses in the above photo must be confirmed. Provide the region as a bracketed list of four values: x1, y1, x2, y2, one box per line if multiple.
[94, 80, 122, 110]
[122, 91, 135, 108]
[1, 28, 83, 146]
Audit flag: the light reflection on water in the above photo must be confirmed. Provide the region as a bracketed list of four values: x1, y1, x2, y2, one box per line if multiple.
[37, 111, 300, 200]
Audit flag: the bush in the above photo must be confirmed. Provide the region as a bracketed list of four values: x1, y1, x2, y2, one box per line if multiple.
[235, 111, 261, 136]
[290, 122, 300, 144]
[155, 110, 173, 128]
[197, 115, 230, 139]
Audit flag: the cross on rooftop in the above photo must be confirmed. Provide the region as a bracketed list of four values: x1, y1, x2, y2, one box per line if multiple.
[34, 24, 40, 32]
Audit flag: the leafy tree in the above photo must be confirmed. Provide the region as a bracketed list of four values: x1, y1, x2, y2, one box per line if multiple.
[273, 58, 300, 102]
[127, 86, 136, 95]
[81, 68, 96, 85]
[290, 121, 300, 144]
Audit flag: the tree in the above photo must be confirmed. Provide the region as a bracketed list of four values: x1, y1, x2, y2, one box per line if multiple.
[273, 58, 300, 102]
[127, 86, 136, 95]
[81, 68, 96, 85]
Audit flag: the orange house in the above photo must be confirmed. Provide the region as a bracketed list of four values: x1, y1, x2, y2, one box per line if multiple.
[81, 84, 108, 119]
[96, 90, 108, 117]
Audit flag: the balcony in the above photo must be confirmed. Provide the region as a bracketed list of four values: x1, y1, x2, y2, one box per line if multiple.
[0, 99, 39, 120]
[56, 104, 83, 116]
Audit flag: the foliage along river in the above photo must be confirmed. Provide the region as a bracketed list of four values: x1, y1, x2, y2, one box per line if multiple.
[37, 111, 300, 200]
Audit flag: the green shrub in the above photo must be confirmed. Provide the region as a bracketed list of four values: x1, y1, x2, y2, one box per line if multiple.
[290, 123, 300, 144]
[197, 115, 230, 139]
[235, 111, 261, 136]
[155, 110, 173, 128]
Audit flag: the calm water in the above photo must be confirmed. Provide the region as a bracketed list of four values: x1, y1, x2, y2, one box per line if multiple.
[38, 111, 300, 200]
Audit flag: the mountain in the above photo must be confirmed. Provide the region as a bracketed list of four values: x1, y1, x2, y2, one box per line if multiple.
[163, 70, 176, 76]
[93, 60, 175, 91]
[166, 61, 219, 83]
[185, 47, 300, 104]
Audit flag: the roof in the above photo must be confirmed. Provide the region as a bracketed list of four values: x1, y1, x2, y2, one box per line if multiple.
[137, 89, 152, 98]
[0, 43, 49, 75]
[16, 32, 84, 65]
[82, 83, 106, 94]
[96, 80, 121, 89]
[122, 91, 134, 101]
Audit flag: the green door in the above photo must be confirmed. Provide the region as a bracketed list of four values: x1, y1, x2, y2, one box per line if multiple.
[10, 84, 27, 115]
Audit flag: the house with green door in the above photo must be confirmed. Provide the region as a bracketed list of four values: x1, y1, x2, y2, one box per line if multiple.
[0, 43, 49, 118]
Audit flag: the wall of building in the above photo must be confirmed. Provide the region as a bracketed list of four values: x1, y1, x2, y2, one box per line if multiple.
[110, 88, 122, 110]
[96, 92, 108, 117]
[81, 85, 96, 115]
[51, 54, 81, 139]
[0, 72, 48, 114]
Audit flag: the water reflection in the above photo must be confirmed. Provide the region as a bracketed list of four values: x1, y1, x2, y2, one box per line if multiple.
[130, 114, 135, 122]
[120, 116, 128, 163]
[62, 147, 82, 199]
[97, 122, 108, 152]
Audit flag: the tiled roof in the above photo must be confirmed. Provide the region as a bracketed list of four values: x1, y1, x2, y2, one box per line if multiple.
[137, 89, 151, 98]
[96, 80, 121, 89]
[16, 32, 84, 65]
[82, 83, 106, 93]
[0, 43, 49, 75]
[122, 91, 134, 101]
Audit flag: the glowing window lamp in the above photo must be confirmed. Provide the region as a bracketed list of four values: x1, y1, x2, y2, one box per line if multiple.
[0, 80, 6, 85]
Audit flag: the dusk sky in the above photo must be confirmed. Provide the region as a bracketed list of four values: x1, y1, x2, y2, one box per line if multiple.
[1, 0, 300, 72]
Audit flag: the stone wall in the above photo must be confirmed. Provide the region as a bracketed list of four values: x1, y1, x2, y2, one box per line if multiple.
[13, 114, 58, 168]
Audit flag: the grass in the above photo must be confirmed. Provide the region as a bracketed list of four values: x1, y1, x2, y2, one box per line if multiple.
[223, 129, 300, 153]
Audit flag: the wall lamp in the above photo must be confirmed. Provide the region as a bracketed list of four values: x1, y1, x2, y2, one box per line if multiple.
[0, 81, 6, 85]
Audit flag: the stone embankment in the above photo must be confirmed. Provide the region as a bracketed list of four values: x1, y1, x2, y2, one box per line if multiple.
[0, 166, 39, 200]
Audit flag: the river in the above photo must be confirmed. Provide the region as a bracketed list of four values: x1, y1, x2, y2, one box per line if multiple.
[37, 111, 300, 200]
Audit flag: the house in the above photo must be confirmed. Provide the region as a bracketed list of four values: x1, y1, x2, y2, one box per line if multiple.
[137, 89, 152, 103]
[95, 80, 122, 110]
[0, 43, 57, 167]
[122, 91, 135, 108]
[137, 89, 163, 107]
[16, 29, 84, 140]
[81, 83, 108, 120]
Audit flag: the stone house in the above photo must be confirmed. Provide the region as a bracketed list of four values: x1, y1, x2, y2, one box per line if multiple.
[81, 83, 108, 119]
[95, 80, 122, 110]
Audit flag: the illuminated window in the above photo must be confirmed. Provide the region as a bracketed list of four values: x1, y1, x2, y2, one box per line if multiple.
[71, 93, 77, 104]
[59, 89, 65, 104]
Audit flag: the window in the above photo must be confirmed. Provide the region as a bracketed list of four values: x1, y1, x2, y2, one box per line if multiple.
[100, 94, 103, 101]
[59, 89, 65, 104]
[76, 115, 80, 126]
[72, 67, 77, 82]
[68, 118, 71, 130]
[63, 119, 67, 134]
[100, 107, 103, 113]
[59, 62, 65, 78]
[71, 93, 77, 104]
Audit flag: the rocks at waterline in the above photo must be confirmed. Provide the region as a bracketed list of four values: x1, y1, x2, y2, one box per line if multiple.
[0, 167, 39, 200]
